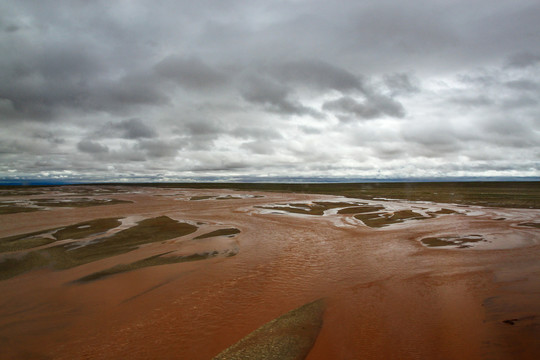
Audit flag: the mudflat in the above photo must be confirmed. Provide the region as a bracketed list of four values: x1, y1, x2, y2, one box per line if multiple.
[0, 185, 539, 359]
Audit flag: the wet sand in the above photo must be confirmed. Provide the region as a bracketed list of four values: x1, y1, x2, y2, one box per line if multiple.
[0, 186, 539, 359]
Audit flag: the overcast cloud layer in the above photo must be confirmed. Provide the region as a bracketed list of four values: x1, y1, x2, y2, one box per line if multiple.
[1, 0, 539, 182]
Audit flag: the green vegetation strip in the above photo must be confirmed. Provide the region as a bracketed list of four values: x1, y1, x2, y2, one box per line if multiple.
[0, 205, 41, 215]
[421, 235, 485, 248]
[355, 210, 428, 228]
[0, 190, 44, 197]
[194, 228, 241, 240]
[190, 195, 214, 201]
[0, 216, 197, 281]
[217, 195, 243, 200]
[0, 236, 54, 253]
[74, 250, 225, 283]
[53, 218, 122, 241]
[0, 218, 121, 253]
[31, 198, 132, 208]
[213, 299, 326, 360]
[124, 182, 539, 209]
[3, 182, 538, 208]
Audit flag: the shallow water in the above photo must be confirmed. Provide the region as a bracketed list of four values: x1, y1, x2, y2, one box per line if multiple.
[0, 187, 539, 359]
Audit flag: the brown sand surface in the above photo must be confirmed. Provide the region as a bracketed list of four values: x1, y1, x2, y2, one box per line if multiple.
[0, 186, 539, 359]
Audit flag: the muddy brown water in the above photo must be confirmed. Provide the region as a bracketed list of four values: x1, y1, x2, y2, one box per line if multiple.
[0, 187, 539, 359]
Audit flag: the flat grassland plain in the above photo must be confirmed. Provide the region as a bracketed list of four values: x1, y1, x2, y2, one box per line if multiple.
[0, 182, 539, 359]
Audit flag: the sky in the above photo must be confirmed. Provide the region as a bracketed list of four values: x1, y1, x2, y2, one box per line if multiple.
[1, 0, 539, 182]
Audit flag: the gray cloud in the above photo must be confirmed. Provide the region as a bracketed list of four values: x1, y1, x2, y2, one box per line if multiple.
[98, 74, 170, 111]
[4, 24, 20, 33]
[239, 75, 316, 116]
[383, 73, 420, 95]
[324, 97, 377, 120]
[172, 118, 225, 150]
[136, 139, 180, 158]
[0, 59, 169, 120]
[241, 140, 276, 155]
[91, 118, 157, 140]
[506, 52, 540, 69]
[504, 79, 539, 91]
[77, 140, 109, 154]
[113, 118, 157, 139]
[323, 95, 405, 120]
[449, 95, 493, 108]
[230, 126, 282, 140]
[182, 118, 225, 136]
[32, 130, 65, 145]
[267, 60, 364, 92]
[1, 0, 539, 180]
[155, 56, 226, 89]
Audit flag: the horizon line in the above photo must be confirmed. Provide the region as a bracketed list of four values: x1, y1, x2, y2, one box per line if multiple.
[1, 176, 538, 186]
